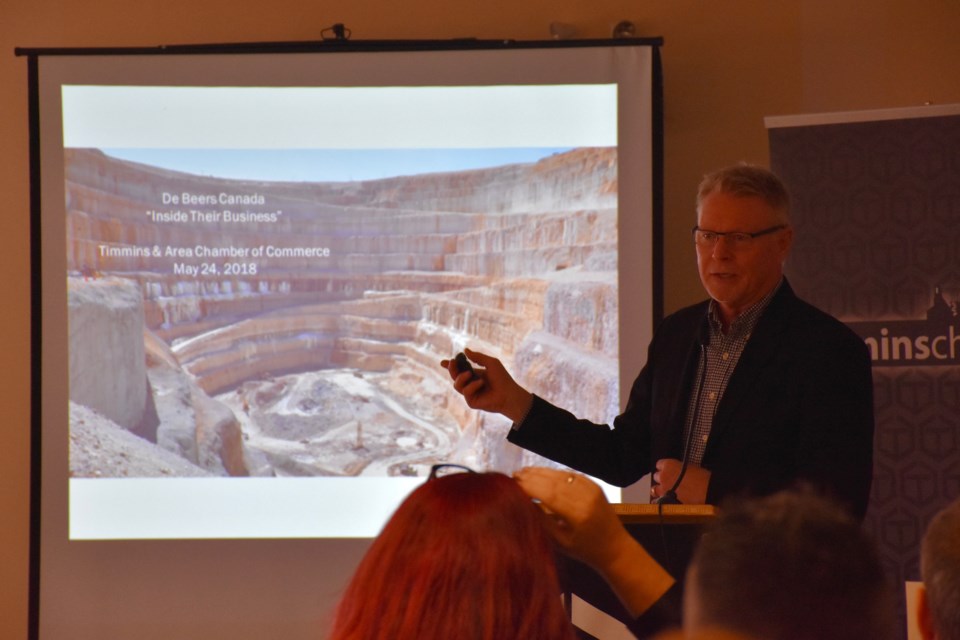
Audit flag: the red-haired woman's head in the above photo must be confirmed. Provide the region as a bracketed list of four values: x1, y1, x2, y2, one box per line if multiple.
[329, 470, 575, 640]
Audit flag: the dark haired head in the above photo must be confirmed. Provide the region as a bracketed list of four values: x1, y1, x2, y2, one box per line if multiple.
[686, 488, 893, 640]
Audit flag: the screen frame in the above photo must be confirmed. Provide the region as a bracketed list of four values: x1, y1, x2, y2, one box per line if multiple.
[21, 37, 664, 640]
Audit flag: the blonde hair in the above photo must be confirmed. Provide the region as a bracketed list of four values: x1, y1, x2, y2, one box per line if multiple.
[921, 498, 960, 640]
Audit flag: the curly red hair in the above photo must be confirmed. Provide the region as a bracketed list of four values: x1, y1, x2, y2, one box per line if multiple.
[329, 471, 575, 640]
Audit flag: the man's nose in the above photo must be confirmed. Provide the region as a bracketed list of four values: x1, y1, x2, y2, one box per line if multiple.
[710, 236, 736, 257]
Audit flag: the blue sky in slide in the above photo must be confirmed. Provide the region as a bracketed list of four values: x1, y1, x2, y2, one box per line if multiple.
[101, 147, 579, 182]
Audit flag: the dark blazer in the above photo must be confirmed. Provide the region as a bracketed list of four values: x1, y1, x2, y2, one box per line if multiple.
[507, 280, 875, 519]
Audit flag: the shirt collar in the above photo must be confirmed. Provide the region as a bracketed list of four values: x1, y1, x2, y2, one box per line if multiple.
[707, 277, 783, 339]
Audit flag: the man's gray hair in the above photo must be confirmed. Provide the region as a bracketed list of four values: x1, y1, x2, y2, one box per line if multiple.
[696, 163, 791, 224]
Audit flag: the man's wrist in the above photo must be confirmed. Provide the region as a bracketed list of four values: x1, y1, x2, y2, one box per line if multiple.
[510, 393, 535, 429]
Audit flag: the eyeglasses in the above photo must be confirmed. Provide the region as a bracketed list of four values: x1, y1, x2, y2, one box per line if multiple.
[427, 463, 476, 480]
[692, 224, 786, 249]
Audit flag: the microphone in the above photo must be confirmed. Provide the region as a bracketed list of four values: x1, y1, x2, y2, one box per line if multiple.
[657, 322, 710, 505]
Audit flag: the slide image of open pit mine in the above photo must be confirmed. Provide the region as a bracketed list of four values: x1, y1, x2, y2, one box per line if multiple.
[66, 146, 621, 479]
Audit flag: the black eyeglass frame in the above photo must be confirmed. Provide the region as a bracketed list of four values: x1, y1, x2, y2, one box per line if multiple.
[691, 224, 787, 246]
[427, 463, 476, 480]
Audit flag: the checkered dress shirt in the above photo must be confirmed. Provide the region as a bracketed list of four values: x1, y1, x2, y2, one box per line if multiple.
[684, 280, 783, 464]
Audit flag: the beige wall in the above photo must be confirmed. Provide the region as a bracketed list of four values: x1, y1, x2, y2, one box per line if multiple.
[2, 0, 958, 636]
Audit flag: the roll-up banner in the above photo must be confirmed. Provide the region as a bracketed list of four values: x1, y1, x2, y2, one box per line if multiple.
[768, 104, 960, 640]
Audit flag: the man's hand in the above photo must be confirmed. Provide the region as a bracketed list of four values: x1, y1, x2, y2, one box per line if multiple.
[439, 347, 533, 422]
[651, 458, 711, 504]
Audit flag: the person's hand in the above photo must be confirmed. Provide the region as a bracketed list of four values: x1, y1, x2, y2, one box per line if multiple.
[439, 347, 533, 422]
[515, 466, 675, 617]
[513, 466, 631, 570]
[651, 458, 711, 504]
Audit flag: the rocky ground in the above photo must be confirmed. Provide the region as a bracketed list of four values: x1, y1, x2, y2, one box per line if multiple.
[220, 363, 463, 478]
[70, 403, 213, 478]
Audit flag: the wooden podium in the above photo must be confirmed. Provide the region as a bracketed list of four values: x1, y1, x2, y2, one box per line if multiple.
[616, 502, 717, 590]
[612, 502, 717, 524]
[562, 503, 717, 629]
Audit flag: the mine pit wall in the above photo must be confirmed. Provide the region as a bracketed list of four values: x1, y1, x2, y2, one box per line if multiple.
[69, 211, 611, 283]
[191, 388, 249, 476]
[65, 148, 616, 284]
[542, 275, 619, 359]
[454, 209, 616, 258]
[177, 306, 423, 396]
[141, 271, 489, 345]
[153, 271, 561, 398]
[72, 269, 619, 429]
[65, 147, 621, 429]
[68, 276, 155, 440]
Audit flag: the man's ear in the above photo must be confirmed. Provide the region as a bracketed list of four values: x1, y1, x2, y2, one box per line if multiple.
[917, 585, 937, 640]
[777, 225, 794, 256]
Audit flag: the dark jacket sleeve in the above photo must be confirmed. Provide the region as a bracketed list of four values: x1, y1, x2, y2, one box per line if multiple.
[506, 302, 705, 487]
[624, 582, 683, 639]
[505, 379, 655, 487]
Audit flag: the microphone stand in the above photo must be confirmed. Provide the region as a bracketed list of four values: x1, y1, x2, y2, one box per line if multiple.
[658, 341, 708, 505]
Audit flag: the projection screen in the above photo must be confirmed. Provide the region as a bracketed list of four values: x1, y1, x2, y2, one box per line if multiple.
[23, 39, 663, 639]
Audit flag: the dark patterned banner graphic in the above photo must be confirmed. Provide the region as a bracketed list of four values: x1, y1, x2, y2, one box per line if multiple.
[768, 107, 960, 640]
[850, 285, 960, 367]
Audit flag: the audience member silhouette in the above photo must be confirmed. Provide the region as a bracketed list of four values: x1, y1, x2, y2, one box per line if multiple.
[516, 467, 895, 640]
[328, 465, 576, 640]
[918, 496, 960, 640]
[685, 487, 894, 640]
